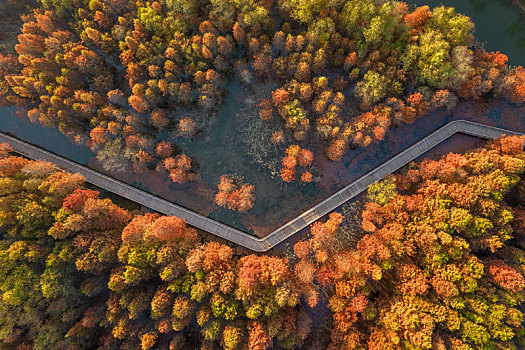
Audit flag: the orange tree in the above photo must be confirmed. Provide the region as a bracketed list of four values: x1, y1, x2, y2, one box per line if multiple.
[295, 136, 525, 349]
[0, 144, 130, 349]
[4, 0, 525, 182]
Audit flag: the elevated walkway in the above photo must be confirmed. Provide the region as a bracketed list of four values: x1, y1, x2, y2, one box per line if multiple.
[1, 120, 521, 251]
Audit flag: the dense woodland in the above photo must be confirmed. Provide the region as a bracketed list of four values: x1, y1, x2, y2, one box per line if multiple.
[1, 135, 525, 349]
[2, 0, 525, 348]
[1, 0, 525, 212]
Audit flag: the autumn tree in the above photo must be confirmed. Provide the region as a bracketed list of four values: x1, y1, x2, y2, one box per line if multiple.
[106, 213, 198, 348]
[0, 148, 129, 348]
[163, 154, 196, 184]
[280, 145, 314, 183]
[215, 174, 255, 212]
[295, 136, 525, 348]
[178, 117, 197, 138]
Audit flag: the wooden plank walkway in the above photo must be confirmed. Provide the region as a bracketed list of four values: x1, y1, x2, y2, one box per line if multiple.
[0, 120, 522, 251]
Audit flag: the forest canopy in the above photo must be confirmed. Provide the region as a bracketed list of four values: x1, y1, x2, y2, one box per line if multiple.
[1, 134, 525, 349]
[1, 0, 525, 347]
[0, 0, 523, 196]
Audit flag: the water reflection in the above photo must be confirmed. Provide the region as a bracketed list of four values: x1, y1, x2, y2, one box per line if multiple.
[0, 107, 94, 163]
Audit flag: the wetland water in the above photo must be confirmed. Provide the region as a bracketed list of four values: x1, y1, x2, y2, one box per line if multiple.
[1, 0, 525, 236]
[0, 86, 326, 236]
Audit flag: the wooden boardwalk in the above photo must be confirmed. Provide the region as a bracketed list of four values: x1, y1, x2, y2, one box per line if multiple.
[0, 120, 521, 251]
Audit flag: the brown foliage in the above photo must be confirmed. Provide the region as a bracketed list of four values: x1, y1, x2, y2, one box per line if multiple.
[272, 88, 290, 107]
[280, 145, 313, 183]
[487, 259, 525, 292]
[215, 175, 255, 212]
[271, 130, 285, 145]
[326, 139, 346, 161]
[151, 216, 198, 244]
[280, 167, 295, 182]
[150, 109, 169, 129]
[63, 189, 99, 212]
[155, 141, 173, 158]
[404, 6, 431, 30]
[164, 154, 195, 183]
[178, 117, 197, 138]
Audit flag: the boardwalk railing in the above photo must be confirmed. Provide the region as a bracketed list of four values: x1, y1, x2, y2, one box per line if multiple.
[0, 120, 522, 251]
